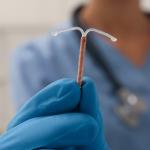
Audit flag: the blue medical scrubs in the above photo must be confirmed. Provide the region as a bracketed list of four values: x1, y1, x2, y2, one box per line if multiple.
[11, 13, 150, 150]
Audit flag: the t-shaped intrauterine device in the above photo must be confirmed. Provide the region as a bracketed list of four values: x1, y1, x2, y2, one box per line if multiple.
[52, 27, 117, 86]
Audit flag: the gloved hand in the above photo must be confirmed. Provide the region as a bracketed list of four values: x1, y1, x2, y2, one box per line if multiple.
[0, 78, 108, 150]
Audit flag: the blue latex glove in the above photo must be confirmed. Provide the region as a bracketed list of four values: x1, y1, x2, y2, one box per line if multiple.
[0, 78, 108, 150]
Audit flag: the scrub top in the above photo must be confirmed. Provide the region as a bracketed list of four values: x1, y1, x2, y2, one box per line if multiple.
[11, 7, 150, 150]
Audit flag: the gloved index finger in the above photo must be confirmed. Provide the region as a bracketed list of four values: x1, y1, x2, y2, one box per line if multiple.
[8, 78, 80, 130]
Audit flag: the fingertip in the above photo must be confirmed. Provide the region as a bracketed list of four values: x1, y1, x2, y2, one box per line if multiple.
[54, 79, 81, 106]
[82, 77, 96, 89]
[56, 78, 80, 98]
[81, 77, 97, 99]
[34, 78, 81, 103]
[46, 78, 80, 95]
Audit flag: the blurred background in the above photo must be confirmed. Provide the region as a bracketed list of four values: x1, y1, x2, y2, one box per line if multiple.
[0, 0, 87, 132]
[0, 0, 150, 133]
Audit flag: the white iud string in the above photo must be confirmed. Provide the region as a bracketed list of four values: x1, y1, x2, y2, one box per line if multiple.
[52, 27, 117, 86]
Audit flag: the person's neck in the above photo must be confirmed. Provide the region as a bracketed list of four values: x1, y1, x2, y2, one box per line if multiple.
[81, 0, 150, 67]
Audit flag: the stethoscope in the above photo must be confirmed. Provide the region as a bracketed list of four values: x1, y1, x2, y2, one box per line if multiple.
[71, 6, 146, 127]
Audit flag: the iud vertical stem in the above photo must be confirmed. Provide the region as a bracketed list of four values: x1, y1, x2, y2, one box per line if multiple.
[77, 36, 87, 86]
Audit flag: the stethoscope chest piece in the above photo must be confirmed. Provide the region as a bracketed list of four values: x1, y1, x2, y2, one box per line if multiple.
[116, 88, 146, 127]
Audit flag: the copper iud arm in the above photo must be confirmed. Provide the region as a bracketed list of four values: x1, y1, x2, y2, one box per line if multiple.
[52, 27, 117, 86]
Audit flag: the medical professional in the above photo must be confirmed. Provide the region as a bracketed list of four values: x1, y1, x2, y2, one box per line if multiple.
[11, 0, 150, 150]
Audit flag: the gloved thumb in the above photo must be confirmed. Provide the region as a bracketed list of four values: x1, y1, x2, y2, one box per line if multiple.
[8, 78, 80, 130]
[77, 77, 108, 150]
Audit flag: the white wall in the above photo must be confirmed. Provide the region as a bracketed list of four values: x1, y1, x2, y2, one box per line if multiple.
[0, 0, 86, 132]
[0, 0, 87, 26]
[140, 0, 150, 12]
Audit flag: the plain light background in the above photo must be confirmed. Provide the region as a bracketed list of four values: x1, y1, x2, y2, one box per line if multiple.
[0, 0, 149, 132]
